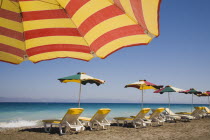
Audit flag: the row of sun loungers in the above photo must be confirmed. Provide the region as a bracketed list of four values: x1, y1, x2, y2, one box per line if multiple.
[42, 107, 210, 135]
[114, 108, 165, 128]
[42, 108, 111, 134]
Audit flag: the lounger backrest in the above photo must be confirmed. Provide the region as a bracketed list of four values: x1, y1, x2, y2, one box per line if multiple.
[165, 108, 176, 115]
[192, 107, 205, 117]
[149, 108, 164, 119]
[61, 108, 84, 124]
[191, 108, 199, 115]
[90, 108, 111, 122]
[134, 108, 150, 120]
[204, 107, 210, 113]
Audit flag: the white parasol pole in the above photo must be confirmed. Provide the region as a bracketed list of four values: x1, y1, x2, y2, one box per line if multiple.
[191, 94, 194, 112]
[141, 89, 144, 109]
[78, 83, 82, 108]
[168, 92, 170, 109]
[208, 96, 210, 108]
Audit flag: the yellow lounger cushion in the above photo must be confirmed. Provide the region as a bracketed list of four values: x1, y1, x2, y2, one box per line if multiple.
[79, 108, 111, 121]
[42, 119, 61, 124]
[97, 108, 111, 114]
[140, 108, 151, 114]
[42, 108, 84, 124]
[145, 116, 150, 119]
[113, 117, 134, 121]
[115, 108, 151, 120]
[155, 108, 165, 113]
[66, 108, 84, 115]
[194, 107, 205, 110]
[79, 117, 91, 121]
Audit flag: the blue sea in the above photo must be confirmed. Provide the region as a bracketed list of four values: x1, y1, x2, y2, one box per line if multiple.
[0, 102, 209, 128]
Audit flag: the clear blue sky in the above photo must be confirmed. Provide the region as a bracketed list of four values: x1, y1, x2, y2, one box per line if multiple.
[0, 0, 210, 104]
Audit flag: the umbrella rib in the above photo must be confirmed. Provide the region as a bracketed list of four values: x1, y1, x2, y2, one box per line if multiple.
[37, 0, 60, 6]
[107, 0, 156, 38]
[6, 0, 20, 9]
[55, 1, 94, 57]
[0, 0, 3, 8]
[7, 0, 27, 60]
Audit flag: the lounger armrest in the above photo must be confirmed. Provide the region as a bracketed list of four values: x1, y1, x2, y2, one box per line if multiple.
[104, 119, 110, 124]
[65, 121, 72, 127]
[94, 120, 102, 126]
[77, 119, 83, 125]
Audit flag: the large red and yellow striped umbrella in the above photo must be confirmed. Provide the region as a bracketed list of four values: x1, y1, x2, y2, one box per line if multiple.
[0, 0, 162, 64]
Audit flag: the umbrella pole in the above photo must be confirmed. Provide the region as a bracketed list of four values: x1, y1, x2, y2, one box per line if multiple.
[168, 92, 170, 109]
[78, 83, 82, 108]
[208, 96, 210, 108]
[141, 90, 144, 109]
[191, 94, 194, 112]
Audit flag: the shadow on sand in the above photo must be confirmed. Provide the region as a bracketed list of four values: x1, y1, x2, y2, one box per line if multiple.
[19, 127, 60, 134]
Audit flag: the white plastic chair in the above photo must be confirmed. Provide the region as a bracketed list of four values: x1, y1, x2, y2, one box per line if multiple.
[42, 108, 85, 134]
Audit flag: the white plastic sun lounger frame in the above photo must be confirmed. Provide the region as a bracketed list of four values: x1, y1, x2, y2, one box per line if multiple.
[114, 108, 151, 128]
[148, 108, 165, 126]
[80, 108, 111, 130]
[42, 108, 85, 134]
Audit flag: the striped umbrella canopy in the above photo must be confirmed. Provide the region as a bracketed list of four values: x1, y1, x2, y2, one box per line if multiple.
[58, 72, 105, 107]
[0, 0, 162, 64]
[179, 88, 202, 112]
[204, 91, 210, 96]
[154, 85, 184, 109]
[125, 80, 163, 108]
[197, 91, 210, 108]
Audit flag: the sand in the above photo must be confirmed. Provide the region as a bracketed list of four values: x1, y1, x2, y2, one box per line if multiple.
[0, 118, 210, 140]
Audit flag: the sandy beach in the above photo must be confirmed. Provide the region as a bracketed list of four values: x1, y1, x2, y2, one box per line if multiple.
[1, 118, 210, 140]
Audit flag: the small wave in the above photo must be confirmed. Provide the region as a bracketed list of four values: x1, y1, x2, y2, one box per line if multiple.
[0, 120, 42, 128]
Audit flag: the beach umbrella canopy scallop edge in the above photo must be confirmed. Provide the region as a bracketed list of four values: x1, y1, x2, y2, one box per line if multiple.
[58, 72, 105, 107]
[0, 0, 162, 64]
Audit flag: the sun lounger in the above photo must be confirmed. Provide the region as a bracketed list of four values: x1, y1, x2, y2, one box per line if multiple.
[147, 108, 165, 126]
[204, 106, 210, 117]
[114, 108, 151, 128]
[79, 108, 111, 130]
[164, 108, 202, 122]
[175, 107, 206, 120]
[42, 108, 85, 134]
[204, 107, 210, 116]
[164, 108, 182, 122]
[193, 107, 206, 118]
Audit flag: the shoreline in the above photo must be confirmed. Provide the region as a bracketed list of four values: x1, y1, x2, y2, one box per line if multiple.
[0, 118, 210, 140]
[0, 102, 209, 105]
